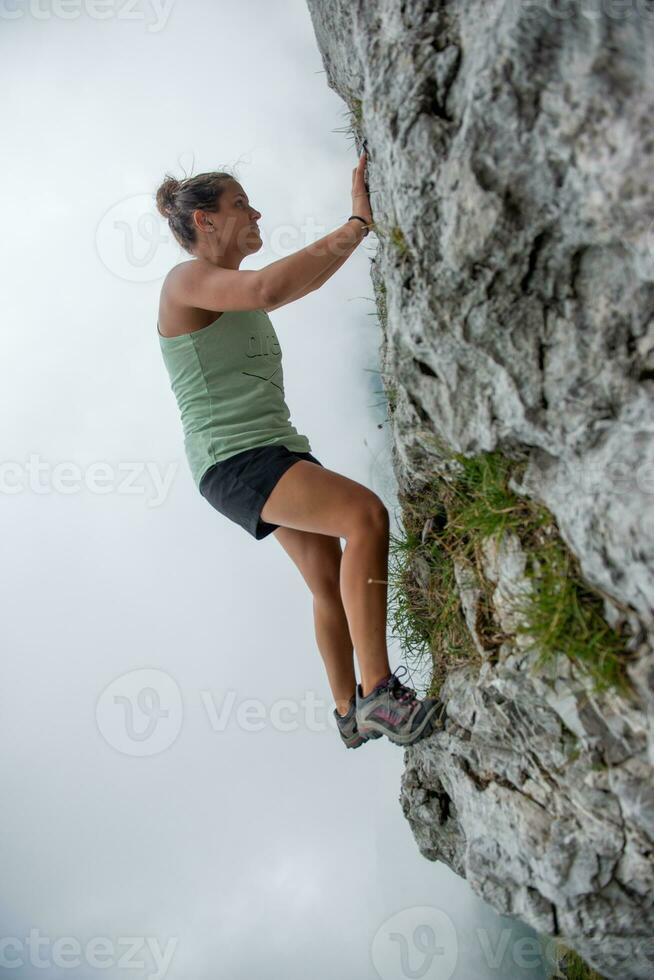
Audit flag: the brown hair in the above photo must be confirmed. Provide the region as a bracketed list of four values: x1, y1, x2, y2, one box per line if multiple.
[155, 170, 237, 253]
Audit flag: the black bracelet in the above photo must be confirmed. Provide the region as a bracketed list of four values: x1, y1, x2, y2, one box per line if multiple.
[348, 214, 370, 236]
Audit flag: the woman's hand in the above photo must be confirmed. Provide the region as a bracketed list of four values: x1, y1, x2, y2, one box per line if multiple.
[351, 150, 373, 228]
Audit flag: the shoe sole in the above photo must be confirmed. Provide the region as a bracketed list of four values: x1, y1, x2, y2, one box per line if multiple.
[342, 728, 383, 749]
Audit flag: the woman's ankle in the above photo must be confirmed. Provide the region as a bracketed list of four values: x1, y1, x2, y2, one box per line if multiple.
[335, 691, 356, 716]
[361, 669, 392, 698]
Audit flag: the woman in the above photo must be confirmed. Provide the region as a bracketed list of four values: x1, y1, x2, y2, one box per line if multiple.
[155, 150, 445, 748]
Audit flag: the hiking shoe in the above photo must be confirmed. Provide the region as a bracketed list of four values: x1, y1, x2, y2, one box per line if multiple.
[334, 692, 383, 749]
[356, 665, 447, 746]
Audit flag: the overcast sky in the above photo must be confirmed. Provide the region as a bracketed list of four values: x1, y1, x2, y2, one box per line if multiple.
[1, 1, 553, 978]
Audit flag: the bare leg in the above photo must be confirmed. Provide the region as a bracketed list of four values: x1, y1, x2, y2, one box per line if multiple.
[339, 515, 392, 697]
[265, 462, 393, 699]
[312, 592, 357, 716]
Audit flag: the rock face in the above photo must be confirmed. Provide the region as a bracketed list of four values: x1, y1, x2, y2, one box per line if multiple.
[305, 1, 654, 977]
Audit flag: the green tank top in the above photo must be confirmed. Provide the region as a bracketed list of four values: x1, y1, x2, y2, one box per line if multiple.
[157, 308, 312, 488]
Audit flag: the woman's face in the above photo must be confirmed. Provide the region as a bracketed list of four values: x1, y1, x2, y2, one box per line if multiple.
[217, 181, 263, 256]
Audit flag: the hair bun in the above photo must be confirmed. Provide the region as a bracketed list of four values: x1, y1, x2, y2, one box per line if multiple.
[156, 176, 181, 219]
[152, 168, 234, 254]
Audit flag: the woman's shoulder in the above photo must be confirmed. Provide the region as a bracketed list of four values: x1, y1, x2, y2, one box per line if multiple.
[159, 260, 267, 337]
[158, 267, 224, 339]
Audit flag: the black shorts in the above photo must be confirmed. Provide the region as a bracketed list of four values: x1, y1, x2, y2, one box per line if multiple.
[199, 444, 324, 540]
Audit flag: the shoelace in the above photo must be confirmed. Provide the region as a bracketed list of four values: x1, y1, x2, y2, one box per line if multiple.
[387, 665, 418, 706]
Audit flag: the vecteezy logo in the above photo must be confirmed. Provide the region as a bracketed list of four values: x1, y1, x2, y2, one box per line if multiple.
[370, 906, 458, 980]
[96, 668, 183, 756]
[95, 193, 184, 283]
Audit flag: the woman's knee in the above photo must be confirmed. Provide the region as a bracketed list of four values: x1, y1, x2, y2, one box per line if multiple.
[274, 526, 343, 599]
[307, 555, 342, 600]
[347, 495, 389, 538]
[311, 573, 342, 602]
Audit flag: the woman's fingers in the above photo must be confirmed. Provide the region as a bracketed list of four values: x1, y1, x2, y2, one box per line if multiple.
[351, 151, 368, 213]
[353, 151, 366, 176]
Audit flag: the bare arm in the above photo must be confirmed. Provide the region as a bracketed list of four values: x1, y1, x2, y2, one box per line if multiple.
[265, 225, 370, 311]
[168, 219, 368, 315]
[264, 151, 372, 307]
[165, 223, 367, 315]
[167, 154, 373, 315]
[261, 218, 368, 306]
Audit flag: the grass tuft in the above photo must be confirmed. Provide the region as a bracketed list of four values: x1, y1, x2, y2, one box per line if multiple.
[350, 96, 363, 128]
[547, 939, 606, 979]
[387, 487, 485, 698]
[386, 442, 637, 699]
[389, 225, 409, 257]
[332, 97, 364, 150]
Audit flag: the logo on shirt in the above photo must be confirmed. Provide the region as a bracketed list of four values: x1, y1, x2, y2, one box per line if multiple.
[243, 332, 283, 390]
[241, 366, 282, 391]
[246, 332, 281, 358]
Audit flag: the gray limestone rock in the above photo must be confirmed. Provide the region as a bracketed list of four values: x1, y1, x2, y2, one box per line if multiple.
[306, 0, 654, 976]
